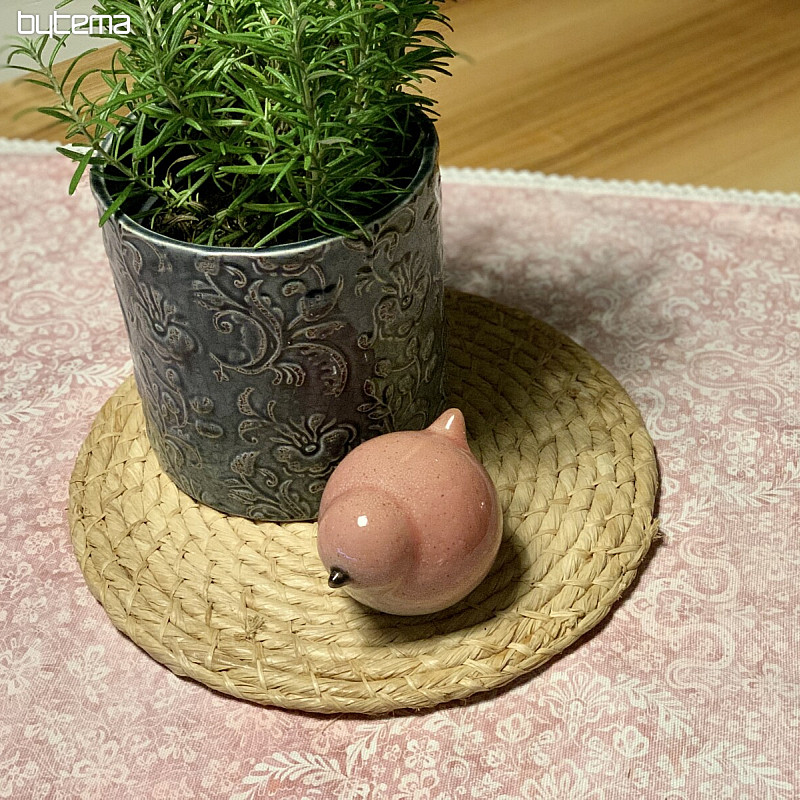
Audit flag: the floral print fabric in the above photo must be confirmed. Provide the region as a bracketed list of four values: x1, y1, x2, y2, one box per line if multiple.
[1, 146, 799, 799]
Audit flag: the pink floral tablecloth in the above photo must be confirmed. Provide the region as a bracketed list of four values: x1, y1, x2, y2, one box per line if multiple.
[1, 141, 799, 799]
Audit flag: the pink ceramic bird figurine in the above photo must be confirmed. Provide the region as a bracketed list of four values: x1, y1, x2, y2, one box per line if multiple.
[316, 408, 503, 615]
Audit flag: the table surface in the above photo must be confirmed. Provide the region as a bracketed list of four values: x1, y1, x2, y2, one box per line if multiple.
[1, 143, 799, 799]
[3, 0, 800, 191]
[2, 3, 800, 796]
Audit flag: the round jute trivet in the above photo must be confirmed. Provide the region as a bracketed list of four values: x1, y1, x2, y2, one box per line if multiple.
[68, 289, 659, 715]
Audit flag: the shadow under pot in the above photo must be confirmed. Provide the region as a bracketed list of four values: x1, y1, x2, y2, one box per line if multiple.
[90, 116, 447, 521]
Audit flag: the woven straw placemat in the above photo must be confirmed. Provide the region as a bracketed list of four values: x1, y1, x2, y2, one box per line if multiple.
[68, 289, 659, 714]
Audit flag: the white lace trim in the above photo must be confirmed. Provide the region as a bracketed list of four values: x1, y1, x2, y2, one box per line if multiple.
[440, 166, 800, 207]
[3, 137, 800, 208]
[0, 137, 83, 154]
[0, 137, 59, 153]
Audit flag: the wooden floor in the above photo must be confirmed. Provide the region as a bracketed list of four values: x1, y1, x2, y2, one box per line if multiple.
[2, 0, 800, 192]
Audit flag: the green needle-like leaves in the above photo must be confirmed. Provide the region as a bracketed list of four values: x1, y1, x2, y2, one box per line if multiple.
[5, 0, 454, 246]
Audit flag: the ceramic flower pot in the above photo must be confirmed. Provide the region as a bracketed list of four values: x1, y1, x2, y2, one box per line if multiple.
[90, 118, 447, 521]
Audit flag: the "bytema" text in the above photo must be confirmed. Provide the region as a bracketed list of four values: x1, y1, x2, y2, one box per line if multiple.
[17, 11, 131, 38]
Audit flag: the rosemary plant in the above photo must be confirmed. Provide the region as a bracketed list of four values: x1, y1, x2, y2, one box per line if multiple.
[6, 0, 454, 246]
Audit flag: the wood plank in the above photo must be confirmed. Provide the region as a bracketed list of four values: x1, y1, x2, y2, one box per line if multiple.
[0, 47, 117, 141]
[427, 0, 800, 191]
[2, 0, 800, 191]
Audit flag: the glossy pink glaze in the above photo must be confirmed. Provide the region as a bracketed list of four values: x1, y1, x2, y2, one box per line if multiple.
[316, 408, 503, 615]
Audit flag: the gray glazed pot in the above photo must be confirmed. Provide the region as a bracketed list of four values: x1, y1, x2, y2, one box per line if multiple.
[91, 119, 447, 521]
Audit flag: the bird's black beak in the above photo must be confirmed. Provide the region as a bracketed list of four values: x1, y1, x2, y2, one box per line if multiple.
[328, 567, 350, 588]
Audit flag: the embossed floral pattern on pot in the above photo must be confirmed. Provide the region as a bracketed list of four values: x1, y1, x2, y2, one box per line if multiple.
[91, 116, 446, 521]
